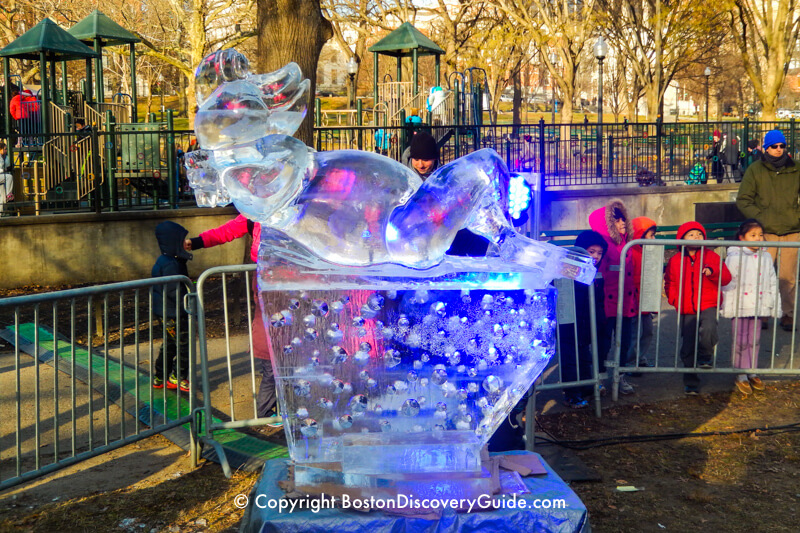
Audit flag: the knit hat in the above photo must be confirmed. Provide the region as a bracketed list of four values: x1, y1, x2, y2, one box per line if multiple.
[747, 139, 759, 150]
[575, 230, 608, 256]
[409, 132, 439, 161]
[763, 130, 787, 150]
[676, 221, 706, 240]
[712, 130, 721, 138]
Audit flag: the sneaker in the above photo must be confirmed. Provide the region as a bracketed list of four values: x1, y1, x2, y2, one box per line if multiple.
[619, 375, 635, 395]
[564, 397, 589, 409]
[152, 376, 164, 389]
[748, 376, 765, 391]
[261, 409, 283, 428]
[178, 379, 190, 393]
[637, 358, 655, 368]
[780, 315, 794, 332]
[698, 362, 713, 370]
[736, 380, 753, 395]
[166, 374, 179, 390]
[684, 385, 700, 395]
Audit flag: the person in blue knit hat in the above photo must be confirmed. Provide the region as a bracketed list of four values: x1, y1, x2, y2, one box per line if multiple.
[737, 129, 800, 331]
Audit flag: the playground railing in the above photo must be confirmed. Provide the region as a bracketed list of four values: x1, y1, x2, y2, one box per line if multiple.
[6, 117, 800, 215]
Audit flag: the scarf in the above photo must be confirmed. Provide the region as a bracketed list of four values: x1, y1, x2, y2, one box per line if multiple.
[763, 150, 791, 170]
[764, 151, 790, 169]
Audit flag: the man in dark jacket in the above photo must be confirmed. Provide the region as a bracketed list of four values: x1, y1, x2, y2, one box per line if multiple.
[401, 131, 439, 178]
[152, 221, 193, 391]
[737, 129, 800, 331]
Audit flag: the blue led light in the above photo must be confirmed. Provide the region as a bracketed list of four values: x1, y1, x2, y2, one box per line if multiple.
[508, 174, 530, 219]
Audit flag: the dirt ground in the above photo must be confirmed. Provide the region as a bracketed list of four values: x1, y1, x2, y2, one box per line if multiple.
[0, 379, 797, 532]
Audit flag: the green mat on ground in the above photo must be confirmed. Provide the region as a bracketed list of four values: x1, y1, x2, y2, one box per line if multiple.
[1, 323, 288, 468]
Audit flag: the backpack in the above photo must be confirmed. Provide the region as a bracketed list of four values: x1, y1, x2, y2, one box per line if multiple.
[686, 163, 707, 185]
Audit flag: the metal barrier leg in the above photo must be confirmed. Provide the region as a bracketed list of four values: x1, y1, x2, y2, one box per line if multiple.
[202, 437, 232, 479]
[524, 383, 536, 452]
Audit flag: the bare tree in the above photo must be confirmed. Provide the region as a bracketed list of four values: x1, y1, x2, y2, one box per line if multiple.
[597, 0, 723, 121]
[122, 0, 256, 125]
[727, 0, 800, 120]
[491, 0, 598, 123]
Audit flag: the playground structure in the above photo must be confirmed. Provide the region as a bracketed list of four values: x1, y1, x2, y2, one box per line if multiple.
[318, 22, 491, 161]
[0, 11, 180, 213]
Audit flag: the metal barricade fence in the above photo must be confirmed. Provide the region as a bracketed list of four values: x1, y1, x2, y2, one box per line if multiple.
[0, 276, 197, 490]
[194, 264, 282, 476]
[611, 239, 800, 400]
[531, 277, 604, 418]
[193, 265, 607, 467]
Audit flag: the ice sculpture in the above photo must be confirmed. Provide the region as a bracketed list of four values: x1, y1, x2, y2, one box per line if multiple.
[188, 49, 595, 500]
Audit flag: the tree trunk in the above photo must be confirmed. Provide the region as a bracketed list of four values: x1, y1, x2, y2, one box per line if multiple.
[644, 83, 660, 122]
[559, 91, 574, 124]
[257, 0, 333, 146]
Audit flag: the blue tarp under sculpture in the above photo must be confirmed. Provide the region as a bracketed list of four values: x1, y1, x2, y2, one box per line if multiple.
[242, 451, 589, 533]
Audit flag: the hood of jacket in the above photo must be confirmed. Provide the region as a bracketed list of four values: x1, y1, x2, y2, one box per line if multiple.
[588, 200, 632, 245]
[156, 221, 192, 261]
[725, 245, 753, 258]
[632, 217, 657, 240]
[676, 221, 706, 240]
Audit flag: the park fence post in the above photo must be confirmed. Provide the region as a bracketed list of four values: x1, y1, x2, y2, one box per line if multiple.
[166, 110, 177, 208]
[105, 111, 118, 211]
[656, 116, 663, 183]
[538, 118, 546, 179]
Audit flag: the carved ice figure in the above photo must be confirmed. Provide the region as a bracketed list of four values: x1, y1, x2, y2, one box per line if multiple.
[187, 49, 594, 286]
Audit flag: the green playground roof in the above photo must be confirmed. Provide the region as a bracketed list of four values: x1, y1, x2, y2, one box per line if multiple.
[68, 9, 141, 46]
[368, 22, 444, 57]
[0, 18, 99, 61]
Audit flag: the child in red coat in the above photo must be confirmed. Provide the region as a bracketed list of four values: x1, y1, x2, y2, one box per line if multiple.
[629, 217, 658, 367]
[664, 221, 732, 394]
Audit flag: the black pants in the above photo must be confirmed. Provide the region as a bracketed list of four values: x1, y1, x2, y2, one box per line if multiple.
[257, 357, 277, 417]
[154, 316, 190, 381]
[679, 307, 718, 386]
[558, 324, 594, 401]
[605, 316, 633, 368]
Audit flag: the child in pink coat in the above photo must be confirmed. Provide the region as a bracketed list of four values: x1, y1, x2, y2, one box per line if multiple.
[588, 200, 638, 394]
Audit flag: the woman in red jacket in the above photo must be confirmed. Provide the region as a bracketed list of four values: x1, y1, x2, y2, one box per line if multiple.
[663, 221, 732, 394]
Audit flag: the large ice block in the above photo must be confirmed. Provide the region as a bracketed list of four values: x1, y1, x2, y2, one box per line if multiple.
[259, 266, 557, 487]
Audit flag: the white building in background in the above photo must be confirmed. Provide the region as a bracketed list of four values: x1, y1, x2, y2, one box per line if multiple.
[316, 44, 351, 96]
[663, 81, 697, 121]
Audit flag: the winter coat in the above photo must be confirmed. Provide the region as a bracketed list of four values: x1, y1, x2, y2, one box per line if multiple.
[630, 216, 657, 303]
[736, 158, 800, 236]
[722, 134, 741, 167]
[571, 230, 609, 348]
[588, 201, 638, 318]
[191, 214, 261, 263]
[152, 221, 192, 318]
[664, 222, 732, 315]
[721, 246, 781, 318]
[707, 140, 725, 179]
